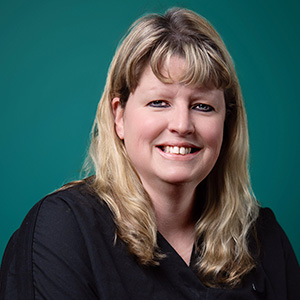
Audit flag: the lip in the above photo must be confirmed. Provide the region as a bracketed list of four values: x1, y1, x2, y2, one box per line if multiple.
[156, 142, 201, 149]
[155, 143, 202, 160]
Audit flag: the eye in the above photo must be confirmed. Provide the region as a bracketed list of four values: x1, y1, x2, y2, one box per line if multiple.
[192, 103, 214, 112]
[148, 100, 170, 108]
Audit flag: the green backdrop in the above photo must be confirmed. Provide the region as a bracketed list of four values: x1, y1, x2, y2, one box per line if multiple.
[1, 0, 299, 262]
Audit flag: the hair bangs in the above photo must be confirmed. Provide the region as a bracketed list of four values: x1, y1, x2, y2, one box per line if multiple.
[148, 40, 232, 91]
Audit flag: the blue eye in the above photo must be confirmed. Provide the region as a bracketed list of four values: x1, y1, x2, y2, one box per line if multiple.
[192, 103, 214, 112]
[148, 100, 169, 108]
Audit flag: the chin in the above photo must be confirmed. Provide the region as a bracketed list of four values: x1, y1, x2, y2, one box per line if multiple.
[157, 167, 209, 185]
[159, 174, 202, 186]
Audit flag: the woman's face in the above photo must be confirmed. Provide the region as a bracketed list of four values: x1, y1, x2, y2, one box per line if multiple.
[113, 56, 226, 190]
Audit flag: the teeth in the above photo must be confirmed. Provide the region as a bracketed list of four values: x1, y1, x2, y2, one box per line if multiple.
[180, 147, 186, 155]
[163, 146, 192, 155]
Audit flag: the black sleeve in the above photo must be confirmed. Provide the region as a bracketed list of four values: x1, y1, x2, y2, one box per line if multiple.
[277, 216, 300, 298]
[258, 208, 300, 300]
[0, 194, 99, 299]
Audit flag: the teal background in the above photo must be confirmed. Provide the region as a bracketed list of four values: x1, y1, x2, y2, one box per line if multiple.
[1, 0, 299, 262]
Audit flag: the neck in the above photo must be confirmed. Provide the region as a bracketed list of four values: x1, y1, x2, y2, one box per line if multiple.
[142, 180, 199, 265]
[144, 180, 199, 265]
[142, 179, 198, 237]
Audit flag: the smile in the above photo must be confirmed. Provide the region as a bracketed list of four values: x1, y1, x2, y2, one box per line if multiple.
[159, 145, 199, 155]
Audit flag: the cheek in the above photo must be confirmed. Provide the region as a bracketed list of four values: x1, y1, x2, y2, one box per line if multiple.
[123, 112, 165, 146]
[199, 119, 224, 149]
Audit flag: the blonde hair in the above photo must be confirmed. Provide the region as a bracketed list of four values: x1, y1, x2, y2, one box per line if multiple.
[87, 7, 259, 287]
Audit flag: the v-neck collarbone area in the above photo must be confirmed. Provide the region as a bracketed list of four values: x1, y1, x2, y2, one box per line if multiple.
[156, 232, 206, 286]
[157, 231, 196, 265]
[154, 232, 209, 298]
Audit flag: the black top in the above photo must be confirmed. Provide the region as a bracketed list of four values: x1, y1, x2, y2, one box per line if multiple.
[1, 182, 300, 299]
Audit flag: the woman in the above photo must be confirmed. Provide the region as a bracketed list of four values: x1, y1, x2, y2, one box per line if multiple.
[1, 7, 299, 299]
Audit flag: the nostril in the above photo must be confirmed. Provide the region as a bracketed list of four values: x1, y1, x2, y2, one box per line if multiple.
[168, 122, 195, 135]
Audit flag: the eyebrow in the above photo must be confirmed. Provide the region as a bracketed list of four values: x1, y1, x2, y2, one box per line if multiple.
[146, 85, 221, 100]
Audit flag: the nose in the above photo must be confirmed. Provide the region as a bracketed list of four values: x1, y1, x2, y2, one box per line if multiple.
[168, 106, 195, 136]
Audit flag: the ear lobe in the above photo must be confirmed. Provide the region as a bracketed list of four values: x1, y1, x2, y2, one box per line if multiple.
[112, 97, 125, 140]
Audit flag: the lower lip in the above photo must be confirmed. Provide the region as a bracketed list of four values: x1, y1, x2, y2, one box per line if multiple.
[156, 147, 201, 161]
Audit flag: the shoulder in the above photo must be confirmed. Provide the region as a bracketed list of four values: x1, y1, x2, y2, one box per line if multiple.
[254, 207, 300, 298]
[40, 180, 102, 211]
[256, 207, 295, 257]
[33, 180, 112, 226]
[255, 207, 296, 261]
[36, 181, 107, 217]
[31, 181, 115, 247]
[27, 181, 116, 251]
[0, 181, 115, 299]
[11, 182, 110, 238]
[255, 207, 280, 240]
[256, 206, 278, 225]
[34, 181, 101, 236]
[1, 180, 113, 262]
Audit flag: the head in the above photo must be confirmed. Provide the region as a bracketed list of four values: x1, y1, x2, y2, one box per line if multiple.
[91, 7, 248, 195]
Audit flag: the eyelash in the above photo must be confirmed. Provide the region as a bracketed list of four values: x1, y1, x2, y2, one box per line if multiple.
[148, 101, 214, 112]
[148, 100, 169, 108]
[192, 103, 214, 112]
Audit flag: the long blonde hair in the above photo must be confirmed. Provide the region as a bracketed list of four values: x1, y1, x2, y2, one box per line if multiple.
[87, 7, 259, 287]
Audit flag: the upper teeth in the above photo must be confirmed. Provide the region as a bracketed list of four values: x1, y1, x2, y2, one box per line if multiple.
[163, 146, 192, 155]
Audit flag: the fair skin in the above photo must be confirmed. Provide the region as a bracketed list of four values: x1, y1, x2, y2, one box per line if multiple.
[113, 56, 226, 264]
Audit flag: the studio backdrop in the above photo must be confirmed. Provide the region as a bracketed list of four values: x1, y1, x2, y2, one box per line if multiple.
[1, 0, 299, 261]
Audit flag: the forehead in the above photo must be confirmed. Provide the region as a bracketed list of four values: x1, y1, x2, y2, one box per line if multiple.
[138, 55, 220, 91]
[132, 61, 224, 104]
[141, 56, 208, 86]
[158, 56, 187, 82]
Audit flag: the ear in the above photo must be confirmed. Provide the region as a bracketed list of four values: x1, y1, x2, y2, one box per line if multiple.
[112, 97, 125, 140]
